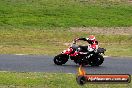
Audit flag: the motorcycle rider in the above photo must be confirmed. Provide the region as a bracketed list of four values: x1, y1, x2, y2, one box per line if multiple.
[73, 35, 98, 55]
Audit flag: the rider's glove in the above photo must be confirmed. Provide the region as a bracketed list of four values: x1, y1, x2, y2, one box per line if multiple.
[74, 38, 79, 41]
[73, 41, 76, 44]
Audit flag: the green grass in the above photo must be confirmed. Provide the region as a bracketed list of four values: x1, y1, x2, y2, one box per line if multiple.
[101, 44, 132, 56]
[0, 72, 131, 88]
[0, 0, 131, 56]
[0, 0, 131, 28]
[0, 29, 131, 56]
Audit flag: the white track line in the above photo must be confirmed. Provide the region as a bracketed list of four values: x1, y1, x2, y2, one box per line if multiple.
[15, 54, 27, 56]
[103, 56, 109, 57]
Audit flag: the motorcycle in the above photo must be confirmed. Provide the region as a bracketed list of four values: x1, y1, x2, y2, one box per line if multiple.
[54, 41, 106, 66]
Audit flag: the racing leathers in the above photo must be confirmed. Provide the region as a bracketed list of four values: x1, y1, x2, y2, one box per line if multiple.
[74, 38, 99, 53]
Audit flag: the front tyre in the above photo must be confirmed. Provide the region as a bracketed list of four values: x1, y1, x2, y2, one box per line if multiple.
[54, 54, 68, 65]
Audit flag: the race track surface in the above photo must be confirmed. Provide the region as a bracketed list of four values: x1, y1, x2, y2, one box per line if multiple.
[0, 55, 132, 74]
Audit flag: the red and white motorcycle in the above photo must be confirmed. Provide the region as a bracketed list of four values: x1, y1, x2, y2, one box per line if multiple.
[54, 41, 106, 66]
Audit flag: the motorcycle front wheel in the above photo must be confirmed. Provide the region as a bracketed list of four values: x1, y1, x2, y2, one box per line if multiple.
[54, 54, 68, 65]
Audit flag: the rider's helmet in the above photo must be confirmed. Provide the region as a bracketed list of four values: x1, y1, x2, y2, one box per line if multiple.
[88, 35, 96, 44]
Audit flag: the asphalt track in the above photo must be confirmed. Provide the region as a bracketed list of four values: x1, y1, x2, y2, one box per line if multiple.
[0, 55, 132, 74]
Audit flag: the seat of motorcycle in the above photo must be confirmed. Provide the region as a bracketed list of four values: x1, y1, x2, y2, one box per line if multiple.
[97, 47, 106, 53]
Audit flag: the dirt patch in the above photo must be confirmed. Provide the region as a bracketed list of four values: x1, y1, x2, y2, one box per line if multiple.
[69, 27, 132, 35]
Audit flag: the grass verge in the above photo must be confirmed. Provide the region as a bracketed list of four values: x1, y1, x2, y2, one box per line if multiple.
[0, 29, 131, 56]
[0, 72, 131, 88]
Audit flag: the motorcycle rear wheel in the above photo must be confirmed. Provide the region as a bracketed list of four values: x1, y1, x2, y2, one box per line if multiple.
[89, 54, 104, 66]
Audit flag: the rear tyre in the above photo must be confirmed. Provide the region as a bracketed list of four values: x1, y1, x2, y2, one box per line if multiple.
[54, 54, 68, 65]
[89, 55, 104, 66]
[97, 55, 104, 65]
